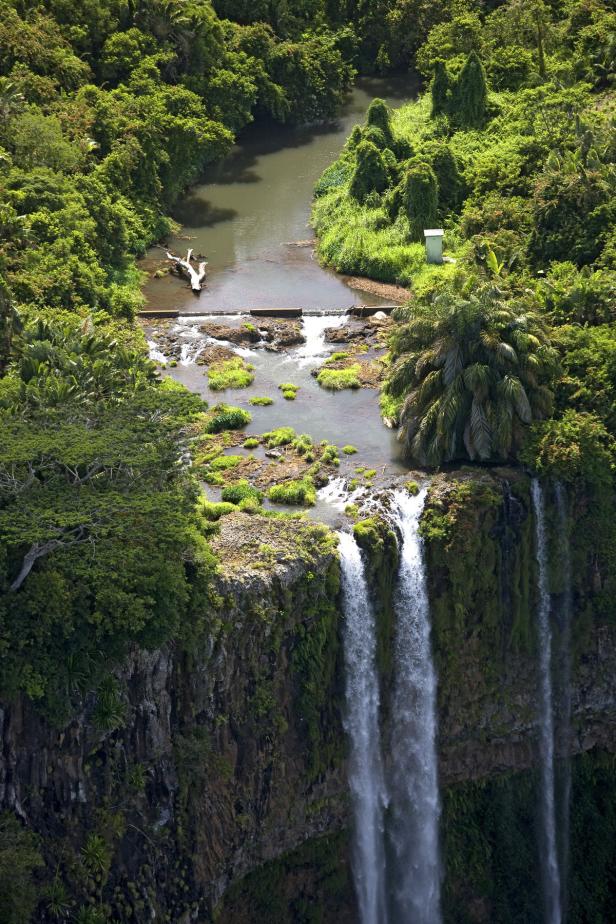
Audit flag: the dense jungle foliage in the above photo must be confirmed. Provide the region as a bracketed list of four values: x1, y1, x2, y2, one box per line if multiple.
[314, 0, 615, 480]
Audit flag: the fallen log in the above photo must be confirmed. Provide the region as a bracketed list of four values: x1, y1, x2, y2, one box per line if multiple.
[166, 248, 207, 292]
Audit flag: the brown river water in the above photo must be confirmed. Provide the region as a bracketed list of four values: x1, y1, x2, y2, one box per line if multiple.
[143, 77, 416, 314]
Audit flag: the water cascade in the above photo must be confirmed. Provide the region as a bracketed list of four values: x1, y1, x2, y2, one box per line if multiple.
[531, 478, 562, 924]
[388, 488, 442, 923]
[555, 482, 572, 917]
[295, 314, 346, 366]
[338, 531, 388, 924]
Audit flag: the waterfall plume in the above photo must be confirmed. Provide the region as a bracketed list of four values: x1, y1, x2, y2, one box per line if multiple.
[338, 531, 388, 924]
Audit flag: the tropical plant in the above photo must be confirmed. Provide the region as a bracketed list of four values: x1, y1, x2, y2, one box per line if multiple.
[384, 286, 557, 465]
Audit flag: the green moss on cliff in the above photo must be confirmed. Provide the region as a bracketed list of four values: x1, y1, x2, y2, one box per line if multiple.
[215, 830, 353, 924]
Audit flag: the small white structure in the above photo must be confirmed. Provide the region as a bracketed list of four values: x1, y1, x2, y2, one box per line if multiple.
[423, 229, 444, 264]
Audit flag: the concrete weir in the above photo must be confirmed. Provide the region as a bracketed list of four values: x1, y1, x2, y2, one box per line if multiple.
[138, 305, 399, 320]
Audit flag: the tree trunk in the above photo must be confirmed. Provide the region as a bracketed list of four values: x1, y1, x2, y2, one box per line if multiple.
[166, 248, 207, 292]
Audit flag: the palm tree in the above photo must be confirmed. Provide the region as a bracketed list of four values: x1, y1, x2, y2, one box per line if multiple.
[384, 285, 557, 465]
[0, 78, 24, 123]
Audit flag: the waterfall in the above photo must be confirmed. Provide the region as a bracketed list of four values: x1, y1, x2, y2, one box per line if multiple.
[338, 531, 388, 924]
[531, 478, 562, 924]
[554, 483, 572, 918]
[388, 488, 441, 924]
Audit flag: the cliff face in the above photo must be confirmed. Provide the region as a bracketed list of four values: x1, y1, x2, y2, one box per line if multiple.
[1, 472, 616, 922]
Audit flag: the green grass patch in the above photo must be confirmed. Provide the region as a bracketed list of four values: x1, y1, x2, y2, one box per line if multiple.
[278, 382, 299, 400]
[317, 364, 361, 390]
[243, 437, 260, 449]
[249, 396, 274, 406]
[204, 404, 251, 434]
[209, 454, 243, 471]
[197, 499, 237, 522]
[221, 480, 264, 504]
[268, 478, 317, 506]
[263, 426, 295, 447]
[324, 351, 349, 364]
[342, 444, 358, 455]
[208, 357, 255, 391]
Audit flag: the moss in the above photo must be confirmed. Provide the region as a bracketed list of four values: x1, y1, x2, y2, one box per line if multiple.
[321, 444, 340, 466]
[317, 364, 361, 390]
[324, 351, 350, 363]
[364, 469, 376, 479]
[342, 444, 358, 455]
[249, 396, 273, 406]
[204, 404, 251, 434]
[216, 830, 352, 924]
[221, 480, 263, 504]
[405, 479, 420, 495]
[291, 433, 313, 455]
[353, 516, 399, 694]
[243, 437, 260, 449]
[208, 357, 255, 390]
[269, 478, 317, 507]
[344, 503, 359, 519]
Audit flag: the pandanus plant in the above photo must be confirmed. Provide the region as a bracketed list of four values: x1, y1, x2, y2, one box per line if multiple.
[384, 285, 558, 465]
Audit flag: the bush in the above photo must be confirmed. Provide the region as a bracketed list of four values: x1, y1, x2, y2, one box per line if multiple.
[268, 478, 316, 506]
[350, 140, 389, 203]
[208, 357, 254, 390]
[402, 163, 439, 241]
[205, 405, 251, 433]
[453, 50, 488, 128]
[521, 410, 614, 487]
[221, 480, 263, 504]
[317, 364, 362, 390]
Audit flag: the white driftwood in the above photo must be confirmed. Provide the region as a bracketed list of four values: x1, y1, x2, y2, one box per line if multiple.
[166, 248, 207, 292]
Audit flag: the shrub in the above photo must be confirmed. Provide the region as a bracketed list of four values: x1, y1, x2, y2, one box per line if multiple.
[402, 162, 439, 241]
[453, 50, 488, 128]
[521, 410, 614, 487]
[317, 364, 362, 390]
[221, 480, 263, 504]
[431, 61, 451, 116]
[350, 140, 389, 203]
[268, 478, 316, 506]
[205, 404, 251, 433]
[366, 98, 394, 147]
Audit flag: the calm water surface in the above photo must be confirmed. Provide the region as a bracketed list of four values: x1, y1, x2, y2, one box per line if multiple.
[143, 77, 416, 313]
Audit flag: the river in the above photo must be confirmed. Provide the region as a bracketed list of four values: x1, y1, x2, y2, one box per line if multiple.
[143, 77, 416, 314]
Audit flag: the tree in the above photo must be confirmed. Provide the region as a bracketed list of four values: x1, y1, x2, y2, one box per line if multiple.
[402, 161, 439, 240]
[383, 286, 557, 465]
[453, 50, 488, 129]
[431, 60, 450, 116]
[349, 139, 388, 202]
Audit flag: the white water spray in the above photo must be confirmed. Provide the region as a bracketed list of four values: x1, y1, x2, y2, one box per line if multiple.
[531, 478, 562, 924]
[295, 314, 346, 366]
[338, 532, 388, 924]
[388, 488, 441, 924]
